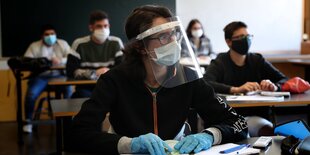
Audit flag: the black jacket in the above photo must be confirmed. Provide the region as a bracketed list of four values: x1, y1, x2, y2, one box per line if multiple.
[69, 64, 248, 154]
[204, 51, 288, 94]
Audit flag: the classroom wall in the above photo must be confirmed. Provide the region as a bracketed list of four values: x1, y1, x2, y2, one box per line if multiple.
[0, 0, 175, 57]
[0, 1, 2, 57]
[176, 0, 303, 55]
[305, 0, 310, 38]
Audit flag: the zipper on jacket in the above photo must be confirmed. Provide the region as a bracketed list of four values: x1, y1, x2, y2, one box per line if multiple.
[151, 92, 158, 135]
[145, 86, 159, 135]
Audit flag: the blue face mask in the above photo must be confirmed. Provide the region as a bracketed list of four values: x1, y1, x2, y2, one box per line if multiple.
[152, 40, 181, 66]
[44, 34, 57, 46]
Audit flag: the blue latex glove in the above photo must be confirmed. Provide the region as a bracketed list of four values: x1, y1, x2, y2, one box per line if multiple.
[131, 133, 173, 155]
[174, 133, 213, 154]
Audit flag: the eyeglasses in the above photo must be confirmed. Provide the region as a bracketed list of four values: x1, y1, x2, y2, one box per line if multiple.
[147, 29, 182, 45]
[231, 34, 254, 41]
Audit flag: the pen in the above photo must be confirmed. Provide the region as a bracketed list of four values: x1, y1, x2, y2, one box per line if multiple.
[219, 144, 250, 154]
[236, 144, 251, 154]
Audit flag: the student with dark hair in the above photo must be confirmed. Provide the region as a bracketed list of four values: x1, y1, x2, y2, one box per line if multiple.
[205, 21, 287, 96]
[181, 19, 215, 58]
[68, 5, 247, 155]
[204, 21, 288, 136]
[23, 24, 72, 133]
[67, 10, 124, 98]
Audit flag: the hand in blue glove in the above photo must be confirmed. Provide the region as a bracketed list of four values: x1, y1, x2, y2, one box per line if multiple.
[131, 133, 173, 155]
[174, 133, 213, 154]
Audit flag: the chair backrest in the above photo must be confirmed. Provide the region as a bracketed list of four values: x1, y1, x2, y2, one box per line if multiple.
[246, 116, 274, 137]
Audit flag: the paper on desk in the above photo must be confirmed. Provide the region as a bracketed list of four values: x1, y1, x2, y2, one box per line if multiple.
[121, 143, 260, 155]
[196, 143, 260, 155]
[180, 57, 210, 66]
[226, 95, 284, 101]
[260, 91, 290, 97]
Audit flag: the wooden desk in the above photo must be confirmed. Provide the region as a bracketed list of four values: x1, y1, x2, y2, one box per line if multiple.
[228, 91, 310, 108]
[51, 94, 308, 154]
[264, 54, 310, 63]
[227, 91, 310, 126]
[51, 98, 87, 117]
[50, 65, 65, 70]
[288, 59, 310, 65]
[48, 77, 96, 99]
[288, 59, 310, 82]
[48, 77, 97, 86]
[51, 98, 88, 155]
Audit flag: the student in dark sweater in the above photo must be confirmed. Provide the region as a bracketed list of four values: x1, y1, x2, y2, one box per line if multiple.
[68, 5, 248, 155]
[204, 22, 287, 94]
[204, 21, 288, 136]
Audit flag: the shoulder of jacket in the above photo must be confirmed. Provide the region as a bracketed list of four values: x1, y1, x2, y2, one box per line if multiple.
[108, 36, 121, 41]
[201, 37, 211, 41]
[250, 52, 263, 57]
[210, 52, 228, 66]
[108, 36, 123, 44]
[97, 65, 123, 83]
[74, 36, 91, 44]
[215, 52, 228, 60]
[249, 52, 265, 61]
[72, 36, 91, 50]
[56, 39, 68, 44]
[30, 40, 43, 47]
[108, 36, 124, 48]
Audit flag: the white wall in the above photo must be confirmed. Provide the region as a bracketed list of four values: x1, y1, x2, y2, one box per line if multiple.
[176, 0, 303, 55]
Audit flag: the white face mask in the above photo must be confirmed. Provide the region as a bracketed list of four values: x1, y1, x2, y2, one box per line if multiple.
[191, 29, 203, 38]
[93, 28, 110, 43]
[152, 40, 181, 66]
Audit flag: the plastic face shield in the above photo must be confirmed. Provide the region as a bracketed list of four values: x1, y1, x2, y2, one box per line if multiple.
[136, 17, 203, 88]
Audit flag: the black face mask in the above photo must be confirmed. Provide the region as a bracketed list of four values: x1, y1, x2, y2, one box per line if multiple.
[231, 36, 251, 55]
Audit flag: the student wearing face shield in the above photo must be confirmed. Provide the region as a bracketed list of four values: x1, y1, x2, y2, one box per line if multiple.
[23, 24, 73, 133]
[66, 10, 124, 98]
[204, 21, 288, 136]
[181, 19, 216, 59]
[68, 5, 247, 155]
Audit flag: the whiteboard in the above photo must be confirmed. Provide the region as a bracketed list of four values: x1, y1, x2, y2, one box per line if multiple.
[176, 0, 303, 55]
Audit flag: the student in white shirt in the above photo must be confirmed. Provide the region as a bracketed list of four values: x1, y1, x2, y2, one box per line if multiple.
[23, 24, 72, 133]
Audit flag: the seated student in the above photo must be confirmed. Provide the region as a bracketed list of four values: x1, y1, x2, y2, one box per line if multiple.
[68, 5, 248, 155]
[204, 21, 288, 135]
[204, 21, 287, 95]
[181, 19, 216, 59]
[67, 10, 124, 98]
[23, 24, 72, 133]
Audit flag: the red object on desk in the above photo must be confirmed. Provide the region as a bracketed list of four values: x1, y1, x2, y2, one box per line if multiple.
[282, 77, 310, 93]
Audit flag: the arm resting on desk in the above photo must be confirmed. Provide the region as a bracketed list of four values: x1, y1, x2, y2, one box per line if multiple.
[193, 79, 248, 144]
[66, 54, 97, 80]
